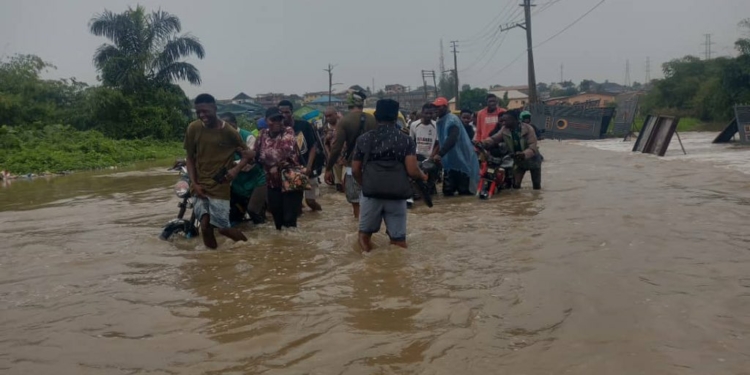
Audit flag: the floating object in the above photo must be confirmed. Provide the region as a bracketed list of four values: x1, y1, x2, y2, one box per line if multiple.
[632, 115, 684, 156]
[713, 105, 750, 144]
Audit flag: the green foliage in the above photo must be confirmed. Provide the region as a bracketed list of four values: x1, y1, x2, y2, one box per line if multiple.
[458, 86, 489, 112]
[438, 73, 455, 98]
[642, 20, 750, 122]
[89, 5, 205, 91]
[0, 125, 183, 174]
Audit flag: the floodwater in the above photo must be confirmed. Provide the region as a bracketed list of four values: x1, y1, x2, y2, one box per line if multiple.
[1, 133, 749, 374]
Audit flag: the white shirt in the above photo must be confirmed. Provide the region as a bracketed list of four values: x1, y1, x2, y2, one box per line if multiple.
[409, 120, 438, 158]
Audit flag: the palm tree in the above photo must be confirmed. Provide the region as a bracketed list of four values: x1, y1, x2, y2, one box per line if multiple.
[89, 6, 205, 90]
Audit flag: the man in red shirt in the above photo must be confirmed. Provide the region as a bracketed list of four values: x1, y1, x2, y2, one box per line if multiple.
[473, 93, 506, 142]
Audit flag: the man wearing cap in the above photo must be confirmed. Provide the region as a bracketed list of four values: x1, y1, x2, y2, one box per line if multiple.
[432, 97, 480, 196]
[351, 99, 427, 252]
[474, 93, 506, 142]
[324, 90, 378, 218]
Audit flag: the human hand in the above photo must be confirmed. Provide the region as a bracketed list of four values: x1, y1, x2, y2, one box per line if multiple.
[324, 170, 334, 185]
[192, 183, 206, 198]
[514, 152, 526, 161]
[225, 168, 239, 182]
[432, 154, 442, 163]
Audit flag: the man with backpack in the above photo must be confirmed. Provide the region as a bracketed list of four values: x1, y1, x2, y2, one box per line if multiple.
[324, 90, 378, 218]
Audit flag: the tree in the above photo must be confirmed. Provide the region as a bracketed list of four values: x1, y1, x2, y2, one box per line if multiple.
[438, 73, 455, 98]
[89, 6, 205, 91]
[579, 79, 596, 92]
[537, 82, 549, 93]
[459, 87, 489, 112]
[736, 18, 750, 56]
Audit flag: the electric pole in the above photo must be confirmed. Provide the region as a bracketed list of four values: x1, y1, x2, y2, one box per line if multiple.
[421, 70, 437, 102]
[523, 0, 538, 103]
[703, 34, 714, 60]
[645, 57, 651, 83]
[450, 40, 460, 108]
[560, 63, 564, 84]
[324, 63, 336, 107]
[624, 59, 631, 87]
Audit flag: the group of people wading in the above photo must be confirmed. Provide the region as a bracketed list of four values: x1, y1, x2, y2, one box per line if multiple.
[182, 90, 542, 252]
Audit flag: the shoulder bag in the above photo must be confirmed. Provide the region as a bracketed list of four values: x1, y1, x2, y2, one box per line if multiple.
[361, 135, 412, 200]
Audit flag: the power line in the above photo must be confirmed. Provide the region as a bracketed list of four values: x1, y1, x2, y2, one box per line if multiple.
[459, 2, 523, 72]
[460, 0, 515, 45]
[534, 0, 606, 49]
[488, 0, 607, 80]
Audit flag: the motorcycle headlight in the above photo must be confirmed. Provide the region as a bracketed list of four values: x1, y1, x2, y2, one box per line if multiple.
[174, 180, 190, 198]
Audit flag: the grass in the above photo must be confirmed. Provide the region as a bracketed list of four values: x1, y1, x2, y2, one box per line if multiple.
[0, 124, 185, 175]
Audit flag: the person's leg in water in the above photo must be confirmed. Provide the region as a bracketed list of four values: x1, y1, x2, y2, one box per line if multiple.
[530, 168, 541, 190]
[267, 188, 285, 230]
[358, 194, 382, 252]
[212, 197, 247, 242]
[194, 197, 218, 248]
[442, 170, 459, 196]
[305, 178, 322, 211]
[383, 199, 408, 248]
[200, 214, 217, 249]
[344, 174, 362, 219]
[513, 169, 528, 189]
[247, 184, 267, 224]
[456, 171, 473, 196]
[283, 191, 303, 228]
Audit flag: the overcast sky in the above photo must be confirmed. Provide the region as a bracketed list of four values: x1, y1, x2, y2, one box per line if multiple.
[1, 0, 748, 99]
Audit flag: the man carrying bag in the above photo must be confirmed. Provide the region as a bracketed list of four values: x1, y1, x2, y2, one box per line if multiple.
[351, 99, 427, 253]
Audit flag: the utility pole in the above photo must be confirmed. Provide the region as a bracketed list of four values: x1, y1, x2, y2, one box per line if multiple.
[501, 1, 538, 102]
[560, 63, 564, 84]
[624, 59, 631, 87]
[324, 63, 336, 107]
[450, 40, 460, 108]
[372, 77, 375, 95]
[523, 0, 538, 103]
[703, 34, 714, 60]
[645, 57, 651, 83]
[421, 70, 437, 102]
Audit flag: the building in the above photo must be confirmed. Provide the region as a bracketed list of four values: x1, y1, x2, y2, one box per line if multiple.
[489, 88, 529, 110]
[231, 92, 254, 104]
[544, 92, 617, 107]
[307, 96, 346, 110]
[303, 91, 329, 103]
[385, 84, 406, 94]
[372, 87, 437, 112]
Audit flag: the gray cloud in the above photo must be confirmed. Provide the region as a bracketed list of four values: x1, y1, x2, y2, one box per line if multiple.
[1, 0, 748, 99]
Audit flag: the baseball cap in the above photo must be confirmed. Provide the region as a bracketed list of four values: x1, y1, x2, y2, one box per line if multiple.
[433, 97, 449, 107]
[265, 107, 283, 120]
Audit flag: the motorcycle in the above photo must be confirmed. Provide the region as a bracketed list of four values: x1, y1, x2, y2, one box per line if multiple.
[159, 159, 199, 240]
[414, 156, 439, 208]
[475, 143, 516, 200]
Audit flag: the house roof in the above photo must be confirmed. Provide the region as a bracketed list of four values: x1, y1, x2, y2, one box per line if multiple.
[309, 96, 344, 104]
[489, 89, 529, 100]
[232, 92, 252, 100]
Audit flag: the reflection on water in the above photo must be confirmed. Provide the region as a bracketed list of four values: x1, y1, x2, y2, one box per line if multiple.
[0, 134, 749, 374]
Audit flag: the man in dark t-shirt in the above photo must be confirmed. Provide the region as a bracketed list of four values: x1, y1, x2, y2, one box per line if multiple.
[278, 100, 323, 212]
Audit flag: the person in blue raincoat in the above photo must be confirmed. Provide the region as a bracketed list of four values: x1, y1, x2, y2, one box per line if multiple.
[432, 97, 479, 196]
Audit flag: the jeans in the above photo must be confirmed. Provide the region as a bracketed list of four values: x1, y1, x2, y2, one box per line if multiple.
[267, 188, 303, 230]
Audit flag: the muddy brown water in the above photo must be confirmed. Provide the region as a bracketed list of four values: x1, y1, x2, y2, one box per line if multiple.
[1, 135, 749, 374]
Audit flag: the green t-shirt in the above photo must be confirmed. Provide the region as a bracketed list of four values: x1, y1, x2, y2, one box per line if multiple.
[183, 120, 247, 200]
[231, 128, 266, 197]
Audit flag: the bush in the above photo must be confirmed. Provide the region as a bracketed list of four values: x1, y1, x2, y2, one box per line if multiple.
[0, 124, 184, 174]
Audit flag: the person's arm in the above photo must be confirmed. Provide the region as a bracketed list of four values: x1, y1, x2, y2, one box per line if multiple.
[438, 125, 460, 157]
[226, 130, 252, 181]
[351, 139, 365, 185]
[305, 126, 318, 176]
[430, 140, 440, 159]
[326, 121, 347, 170]
[183, 124, 206, 197]
[405, 155, 427, 181]
[482, 130, 503, 148]
[473, 112, 483, 142]
[522, 125, 539, 159]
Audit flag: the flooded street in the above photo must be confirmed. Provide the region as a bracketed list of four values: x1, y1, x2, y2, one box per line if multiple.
[1, 134, 749, 374]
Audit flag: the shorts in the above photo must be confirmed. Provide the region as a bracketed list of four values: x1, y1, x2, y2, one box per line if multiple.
[359, 193, 407, 241]
[193, 196, 231, 229]
[344, 168, 361, 204]
[305, 177, 319, 200]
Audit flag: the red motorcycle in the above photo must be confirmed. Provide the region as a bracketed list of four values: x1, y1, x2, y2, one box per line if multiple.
[475, 143, 515, 200]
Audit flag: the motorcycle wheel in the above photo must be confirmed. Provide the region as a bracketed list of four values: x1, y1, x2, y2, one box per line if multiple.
[160, 220, 185, 241]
